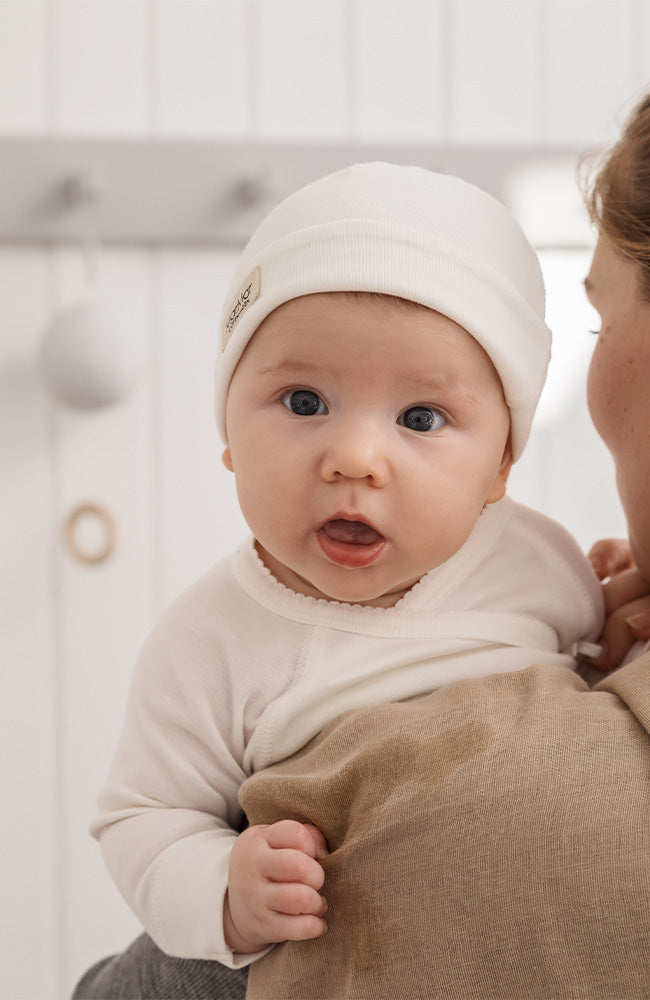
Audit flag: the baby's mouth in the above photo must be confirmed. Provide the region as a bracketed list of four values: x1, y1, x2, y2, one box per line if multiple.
[321, 519, 383, 546]
[317, 518, 386, 568]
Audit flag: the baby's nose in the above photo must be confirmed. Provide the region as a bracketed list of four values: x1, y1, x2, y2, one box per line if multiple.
[320, 423, 390, 486]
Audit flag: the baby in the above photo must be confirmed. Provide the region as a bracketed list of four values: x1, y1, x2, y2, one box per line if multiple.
[91, 163, 603, 977]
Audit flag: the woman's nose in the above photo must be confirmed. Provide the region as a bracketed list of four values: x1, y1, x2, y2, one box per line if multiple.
[319, 421, 390, 486]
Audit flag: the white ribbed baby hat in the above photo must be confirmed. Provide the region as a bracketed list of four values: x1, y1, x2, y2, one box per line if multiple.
[215, 161, 550, 459]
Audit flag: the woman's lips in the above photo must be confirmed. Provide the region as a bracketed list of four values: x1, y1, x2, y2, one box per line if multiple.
[317, 519, 386, 568]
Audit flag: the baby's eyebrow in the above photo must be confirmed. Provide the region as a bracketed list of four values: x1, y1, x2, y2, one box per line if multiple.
[256, 360, 333, 378]
[397, 371, 473, 395]
[396, 375, 484, 414]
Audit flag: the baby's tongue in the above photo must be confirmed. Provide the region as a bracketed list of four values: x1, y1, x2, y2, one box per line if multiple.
[322, 519, 381, 545]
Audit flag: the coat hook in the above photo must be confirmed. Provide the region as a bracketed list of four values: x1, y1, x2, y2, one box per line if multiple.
[232, 176, 268, 209]
[61, 171, 103, 210]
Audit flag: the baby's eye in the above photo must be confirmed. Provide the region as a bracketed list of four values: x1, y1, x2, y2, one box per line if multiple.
[282, 389, 328, 416]
[398, 406, 446, 433]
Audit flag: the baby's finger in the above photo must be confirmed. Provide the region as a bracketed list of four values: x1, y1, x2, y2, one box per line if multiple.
[603, 567, 650, 613]
[588, 537, 634, 580]
[263, 848, 326, 891]
[266, 881, 328, 919]
[262, 909, 328, 944]
[590, 595, 650, 670]
[265, 820, 328, 859]
[624, 604, 650, 640]
[302, 823, 329, 857]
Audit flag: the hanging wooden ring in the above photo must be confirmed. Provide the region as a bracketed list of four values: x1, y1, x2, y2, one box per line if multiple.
[64, 501, 117, 565]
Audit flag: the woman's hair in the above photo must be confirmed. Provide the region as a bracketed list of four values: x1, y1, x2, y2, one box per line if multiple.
[583, 92, 650, 299]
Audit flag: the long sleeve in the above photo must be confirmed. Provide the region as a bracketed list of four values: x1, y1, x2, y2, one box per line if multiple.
[91, 560, 295, 965]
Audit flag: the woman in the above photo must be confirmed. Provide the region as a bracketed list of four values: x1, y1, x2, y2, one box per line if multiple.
[74, 95, 650, 1000]
[583, 92, 650, 670]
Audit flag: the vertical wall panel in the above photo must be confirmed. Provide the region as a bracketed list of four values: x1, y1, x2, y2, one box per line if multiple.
[0, 0, 47, 131]
[154, 0, 249, 137]
[638, 2, 650, 98]
[0, 250, 56, 999]
[53, 0, 150, 134]
[256, 0, 349, 139]
[50, 249, 153, 995]
[156, 249, 248, 611]
[354, 0, 445, 141]
[509, 249, 627, 550]
[545, 0, 635, 144]
[451, 0, 542, 144]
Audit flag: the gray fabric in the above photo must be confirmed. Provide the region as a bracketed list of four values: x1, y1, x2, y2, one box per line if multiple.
[71, 934, 248, 1000]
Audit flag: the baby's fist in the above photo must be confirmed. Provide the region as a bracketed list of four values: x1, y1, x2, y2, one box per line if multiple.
[224, 820, 328, 954]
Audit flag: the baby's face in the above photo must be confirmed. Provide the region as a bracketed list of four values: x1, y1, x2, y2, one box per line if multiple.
[223, 293, 512, 608]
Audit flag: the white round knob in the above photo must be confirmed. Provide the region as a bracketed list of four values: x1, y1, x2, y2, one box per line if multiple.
[39, 297, 141, 409]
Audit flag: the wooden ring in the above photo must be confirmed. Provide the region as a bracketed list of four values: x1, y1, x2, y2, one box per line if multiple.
[64, 501, 117, 565]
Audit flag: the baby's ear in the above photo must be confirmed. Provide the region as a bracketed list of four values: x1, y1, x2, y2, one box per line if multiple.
[485, 440, 513, 504]
[222, 446, 234, 472]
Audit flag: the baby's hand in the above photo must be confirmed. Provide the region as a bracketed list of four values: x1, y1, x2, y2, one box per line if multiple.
[587, 539, 650, 670]
[588, 537, 635, 581]
[224, 820, 328, 955]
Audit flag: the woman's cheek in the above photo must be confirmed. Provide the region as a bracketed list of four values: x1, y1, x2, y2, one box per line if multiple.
[586, 346, 612, 443]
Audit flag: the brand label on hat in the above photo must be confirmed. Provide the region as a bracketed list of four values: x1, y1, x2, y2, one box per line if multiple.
[223, 267, 261, 348]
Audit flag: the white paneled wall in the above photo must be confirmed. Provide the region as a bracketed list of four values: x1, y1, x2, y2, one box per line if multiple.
[1, 249, 57, 1000]
[545, 1, 635, 143]
[154, 249, 248, 607]
[53, 2, 151, 133]
[257, 1, 351, 138]
[451, 0, 542, 143]
[354, 1, 447, 140]
[1, 2, 646, 997]
[154, 2, 250, 136]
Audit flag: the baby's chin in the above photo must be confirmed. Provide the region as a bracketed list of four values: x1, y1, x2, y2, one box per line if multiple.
[255, 541, 414, 608]
[299, 578, 412, 609]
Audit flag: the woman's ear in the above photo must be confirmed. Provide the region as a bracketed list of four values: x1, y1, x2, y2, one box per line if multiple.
[485, 440, 514, 504]
[222, 446, 233, 472]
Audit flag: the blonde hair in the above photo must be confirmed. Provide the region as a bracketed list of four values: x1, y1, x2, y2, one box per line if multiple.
[583, 93, 650, 299]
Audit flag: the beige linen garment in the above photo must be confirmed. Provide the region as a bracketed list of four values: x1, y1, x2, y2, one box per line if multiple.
[241, 656, 650, 1000]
